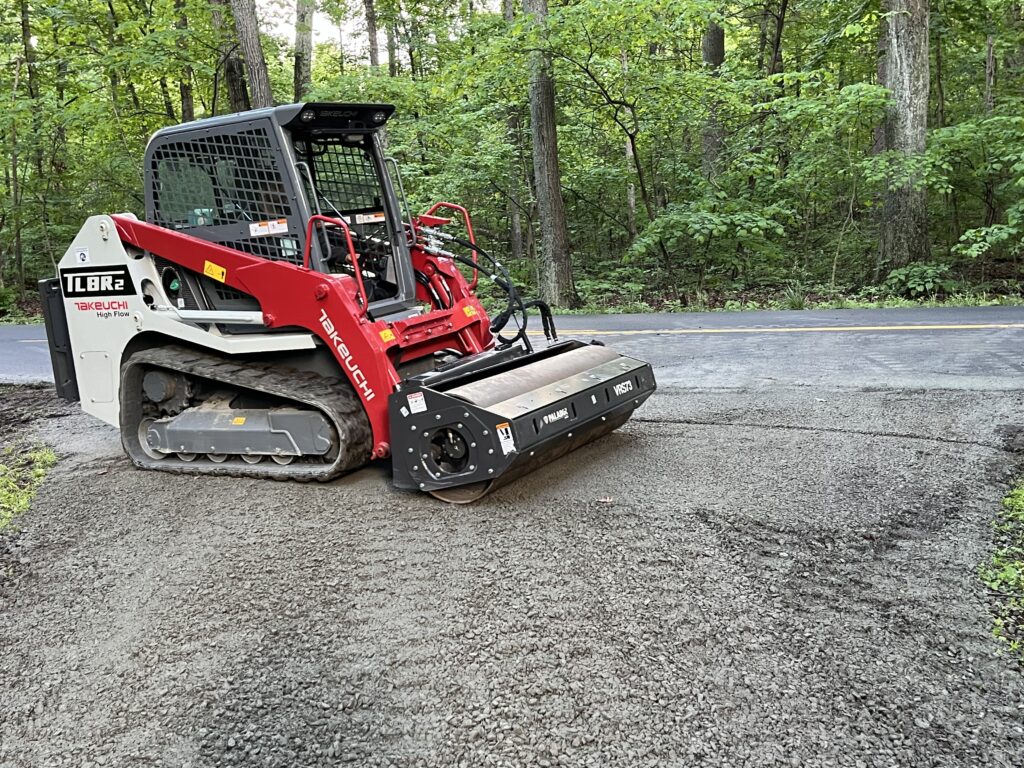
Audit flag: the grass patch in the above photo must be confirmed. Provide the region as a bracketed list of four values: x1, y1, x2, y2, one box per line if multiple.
[981, 480, 1024, 658]
[0, 446, 58, 532]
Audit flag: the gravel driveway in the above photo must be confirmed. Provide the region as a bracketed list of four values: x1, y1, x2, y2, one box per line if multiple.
[2, 382, 1023, 767]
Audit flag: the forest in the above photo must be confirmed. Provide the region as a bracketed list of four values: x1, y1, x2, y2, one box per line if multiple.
[0, 0, 1022, 315]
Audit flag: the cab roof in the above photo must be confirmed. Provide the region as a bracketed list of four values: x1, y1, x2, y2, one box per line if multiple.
[148, 102, 397, 141]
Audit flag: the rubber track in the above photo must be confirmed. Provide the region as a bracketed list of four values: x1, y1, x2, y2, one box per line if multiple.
[120, 345, 373, 482]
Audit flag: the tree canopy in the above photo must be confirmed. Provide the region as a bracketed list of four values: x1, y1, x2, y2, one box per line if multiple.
[1, 0, 1022, 313]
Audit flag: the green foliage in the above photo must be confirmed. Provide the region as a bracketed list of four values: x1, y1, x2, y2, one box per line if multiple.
[0, 287, 19, 318]
[0, 0, 1021, 307]
[0, 446, 57, 531]
[882, 264, 957, 298]
[575, 267, 651, 310]
[782, 284, 808, 310]
[981, 481, 1024, 658]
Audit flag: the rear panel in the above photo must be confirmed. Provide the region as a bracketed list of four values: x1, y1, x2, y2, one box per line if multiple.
[39, 277, 80, 401]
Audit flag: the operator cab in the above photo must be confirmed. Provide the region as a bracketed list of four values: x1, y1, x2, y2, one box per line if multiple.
[143, 102, 416, 323]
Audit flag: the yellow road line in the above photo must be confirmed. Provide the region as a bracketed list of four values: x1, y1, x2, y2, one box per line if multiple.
[529, 322, 1024, 337]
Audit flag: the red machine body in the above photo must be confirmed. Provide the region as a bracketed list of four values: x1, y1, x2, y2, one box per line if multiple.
[112, 209, 492, 461]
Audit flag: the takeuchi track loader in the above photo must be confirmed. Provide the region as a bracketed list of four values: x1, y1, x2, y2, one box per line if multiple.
[40, 103, 656, 502]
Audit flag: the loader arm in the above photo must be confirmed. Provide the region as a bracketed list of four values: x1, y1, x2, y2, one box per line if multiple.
[111, 214, 493, 459]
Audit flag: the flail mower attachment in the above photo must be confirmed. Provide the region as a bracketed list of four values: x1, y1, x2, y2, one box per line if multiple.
[391, 340, 655, 502]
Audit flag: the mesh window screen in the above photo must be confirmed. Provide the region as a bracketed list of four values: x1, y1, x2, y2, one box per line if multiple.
[149, 126, 301, 265]
[296, 139, 381, 212]
[295, 138, 393, 274]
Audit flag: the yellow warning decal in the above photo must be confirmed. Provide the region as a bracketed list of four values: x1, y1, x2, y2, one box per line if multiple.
[379, 328, 396, 342]
[231, 417, 246, 425]
[203, 260, 227, 283]
[463, 305, 478, 317]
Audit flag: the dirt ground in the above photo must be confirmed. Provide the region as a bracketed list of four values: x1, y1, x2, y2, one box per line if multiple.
[1, 383, 1024, 767]
[0, 384, 73, 445]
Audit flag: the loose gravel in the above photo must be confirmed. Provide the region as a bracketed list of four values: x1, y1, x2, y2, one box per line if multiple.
[1, 384, 1023, 767]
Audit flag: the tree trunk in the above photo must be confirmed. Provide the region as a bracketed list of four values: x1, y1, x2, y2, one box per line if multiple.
[53, 25, 68, 175]
[984, 33, 996, 112]
[701, 21, 725, 179]
[621, 50, 637, 238]
[20, 0, 42, 176]
[364, 0, 380, 67]
[225, 55, 251, 112]
[502, 0, 526, 264]
[337, 23, 346, 75]
[933, 25, 945, 127]
[230, 0, 273, 108]
[211, 0, 251, 113]
[18, 0, 37, 102]
[387, 24, 398, 76]
[872, 17, 887, 157]
[405, 15, 421, 78]
[756, 4, 769, 73]
[294, 0, 314, 100]
[878, 0, 930, 269]
[176, 0, 195, 121]
[523, 0, 578, 307]
[767, 0, 788, 77]
[160, 78, 177, 120]
[10, 62, 24, 298]
[625, 139, 638, 238]
[983, 33, 999, 226]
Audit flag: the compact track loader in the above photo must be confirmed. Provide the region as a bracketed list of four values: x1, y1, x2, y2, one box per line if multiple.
[41, 103, 655, 501]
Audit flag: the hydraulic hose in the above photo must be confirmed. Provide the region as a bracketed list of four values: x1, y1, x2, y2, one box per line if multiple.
[418, 226, 558, 351]
[445, 235, 558, 347]
[446, 250, 531, 351]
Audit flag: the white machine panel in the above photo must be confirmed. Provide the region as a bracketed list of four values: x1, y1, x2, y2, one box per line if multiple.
[57, 215, 317, 427]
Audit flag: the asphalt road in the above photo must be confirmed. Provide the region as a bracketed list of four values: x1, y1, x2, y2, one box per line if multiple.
[2, 306, 1024, 767]
[0, 323, 54, 384]
[3, 305, 1024, 388]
